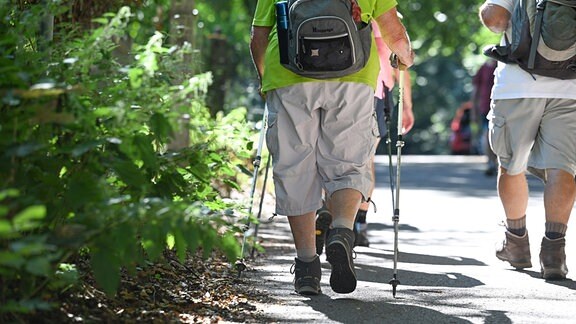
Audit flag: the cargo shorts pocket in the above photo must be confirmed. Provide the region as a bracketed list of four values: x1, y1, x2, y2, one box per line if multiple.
[265, 111, 279, 159]
[372, 109, 381, 138]
[490, 115, 510, 159]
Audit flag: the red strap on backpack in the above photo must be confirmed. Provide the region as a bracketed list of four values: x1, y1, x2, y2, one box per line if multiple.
[351, 0, 362, 24]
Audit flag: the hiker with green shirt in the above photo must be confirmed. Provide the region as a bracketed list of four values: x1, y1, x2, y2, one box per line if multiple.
[250, 0, 414, 295]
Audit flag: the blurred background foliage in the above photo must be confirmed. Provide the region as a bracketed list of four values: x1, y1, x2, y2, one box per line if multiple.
[190, 0, 501, 154]
[27, 0, 501, 154]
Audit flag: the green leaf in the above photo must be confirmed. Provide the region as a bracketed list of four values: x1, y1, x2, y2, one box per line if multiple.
[64, 173, 102, 210]
[133, 135, 158, 169]
[128, 21, 141, 39]
[70, 140, 103, 157]
[0, 299, 54, 313]
[10, 235, 51, 255]
[0, 188, 19, 201]
[0, 220, 12, 235]
[0, 251, 25, 268]
[128, 67, 144, 89]
[223, 179, 241, 191]
[92, 17, 109, 25]
[220, 164, 236, 177]
[166, 233, 175, 249]
[140, 48, 158, 75]
[25, 256, 52, 276]
[219, 232, 241, 262]
[50, 263, 79, 290]
[184, 223, 200, 254]
[209, 152, 223, 162]
[90, 248, 120, 297]
[112, 160, 147, 188]
[172, 228, 187, 263]
[149, 113, 174, 141]
[141, 224, 164, 261]
[237, 163, 253, 177]
[13, 205, 46, 231]
[93, 107, 113, 117]
[114, 222, 137, 261]
[201, 226, 217, 259]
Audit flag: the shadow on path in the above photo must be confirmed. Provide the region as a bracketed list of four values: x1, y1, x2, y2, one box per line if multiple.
[358, 249, 487, 266]
[519, 269, 576, 290]
[303, 296, 474, 324]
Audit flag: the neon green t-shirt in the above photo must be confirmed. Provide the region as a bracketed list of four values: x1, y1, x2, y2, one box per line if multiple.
[252, 0, 397, 92]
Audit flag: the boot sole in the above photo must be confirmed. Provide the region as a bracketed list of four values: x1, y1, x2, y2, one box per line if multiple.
[541, 268, 567, 280]
[326, 241, 356, 294]
[496, 254, 532, 269]
[296, 285, 321, 295]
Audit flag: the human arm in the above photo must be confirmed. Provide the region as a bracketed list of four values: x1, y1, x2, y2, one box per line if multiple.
[249, 26, 272, 98]
[373, 18, 414, 134]
[375, 7, 414, 69]
[479, 2, 511, 34]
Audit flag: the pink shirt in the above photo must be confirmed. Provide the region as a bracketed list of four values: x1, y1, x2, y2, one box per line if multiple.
[372, 21, 395, 99]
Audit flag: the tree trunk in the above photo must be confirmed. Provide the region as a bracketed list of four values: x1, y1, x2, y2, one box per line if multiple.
[167, 0, 196, 151]
[38, 0, 54, 53]
[205, 26, 232, 118]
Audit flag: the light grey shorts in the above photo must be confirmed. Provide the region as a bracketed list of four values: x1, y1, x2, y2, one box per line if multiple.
[488, 98, 576, 181]
[266, 82, 378, 216]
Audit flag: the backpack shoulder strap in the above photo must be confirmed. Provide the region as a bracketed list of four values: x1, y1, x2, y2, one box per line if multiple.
[528, 0, 546, 69]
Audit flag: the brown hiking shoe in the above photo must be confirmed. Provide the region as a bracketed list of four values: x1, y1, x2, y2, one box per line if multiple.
[539, 236, 568, 280]
[496, 231, 532, 269]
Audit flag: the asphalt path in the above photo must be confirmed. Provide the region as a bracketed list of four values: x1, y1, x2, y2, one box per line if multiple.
[242, 155, 576, 324]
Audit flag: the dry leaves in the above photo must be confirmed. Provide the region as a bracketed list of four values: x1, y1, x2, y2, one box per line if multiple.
[24, 250, 270, 323]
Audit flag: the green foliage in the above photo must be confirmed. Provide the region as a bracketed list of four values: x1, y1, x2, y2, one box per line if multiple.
[1, 2, 253, 318]
[399, 1, 485, 62]
[391, 1, 502, 154]
[195, 0, 261, 114]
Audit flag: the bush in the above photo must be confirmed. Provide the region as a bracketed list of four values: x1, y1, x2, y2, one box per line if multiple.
[0, 3, 254, 318]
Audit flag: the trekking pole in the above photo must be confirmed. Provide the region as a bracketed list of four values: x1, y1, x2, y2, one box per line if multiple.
[389, 55, 405, 297]
[235, 104, 268, 277]
[382, 83, 396, 211]
[250, 153, 271, 258]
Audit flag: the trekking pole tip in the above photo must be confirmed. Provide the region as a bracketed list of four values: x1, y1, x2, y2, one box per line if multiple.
[235, 259, 247, 278]
[389, 277, 400, 298]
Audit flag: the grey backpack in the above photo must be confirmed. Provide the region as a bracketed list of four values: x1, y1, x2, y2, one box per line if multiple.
[484, 0, 576, 79]
[279, 0, 372, 79]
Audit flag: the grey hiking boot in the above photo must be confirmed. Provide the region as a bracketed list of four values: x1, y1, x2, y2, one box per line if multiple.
[496, 231, 532, 269]
[315, 207, 332, 256]
[291, 256, 322, 295]
[326, 227, 356, 294]
[540, 236, 568, 280]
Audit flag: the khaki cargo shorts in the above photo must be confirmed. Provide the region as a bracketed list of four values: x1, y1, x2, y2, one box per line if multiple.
[266, 82, 378, 216]
[488, 98, 576, 181]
